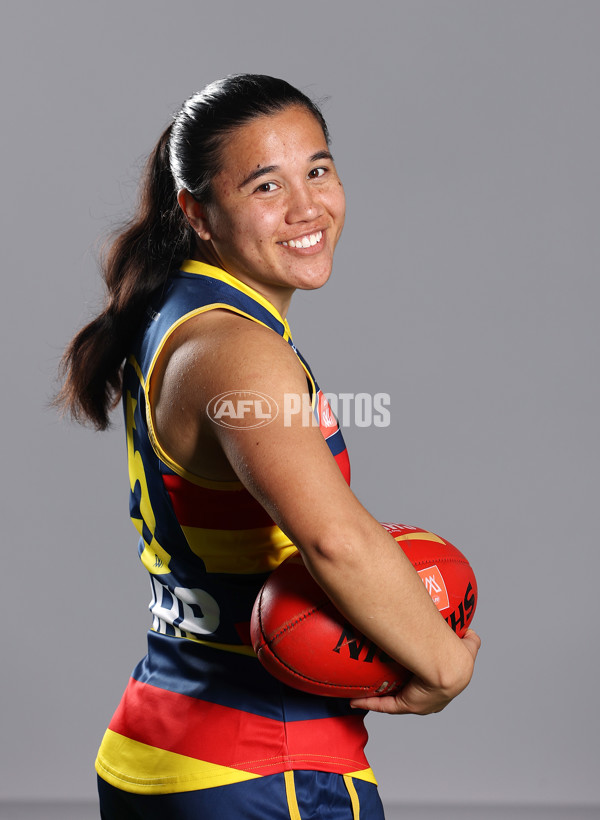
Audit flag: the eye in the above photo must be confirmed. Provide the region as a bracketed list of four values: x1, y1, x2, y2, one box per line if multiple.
[308, 167, 327, 179]
[254, 181, 279, 193]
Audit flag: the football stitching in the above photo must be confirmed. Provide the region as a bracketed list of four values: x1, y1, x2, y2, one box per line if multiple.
[410, 557, 469, 567]
[261, 602, 326, 645]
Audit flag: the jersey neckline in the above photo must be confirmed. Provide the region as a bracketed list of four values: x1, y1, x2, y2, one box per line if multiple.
[180, 259, 292, 340]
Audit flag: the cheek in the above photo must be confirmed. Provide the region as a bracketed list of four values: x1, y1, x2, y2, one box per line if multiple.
[212, 208, 253, 246]
[328, 186, 346, 228]
[244, 208, 282, 246]
[208, 195, 282, 250]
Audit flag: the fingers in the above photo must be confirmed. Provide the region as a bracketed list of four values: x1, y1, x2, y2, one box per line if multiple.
[350, 632, 482, 716]
[350, 677, 448, 715]
[350, 694, 410, 714]
[350, 689, 450, 716]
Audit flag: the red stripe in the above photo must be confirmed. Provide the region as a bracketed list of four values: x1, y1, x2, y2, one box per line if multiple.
[334, 450, 351, 484]
[284, 713, 368, 769]
[109, 678, 285, 771]
[163, 474, 274, 530]
[163, 447, 349, 529]
[234, 621, 252, 645]
[109, 678, 368, 775]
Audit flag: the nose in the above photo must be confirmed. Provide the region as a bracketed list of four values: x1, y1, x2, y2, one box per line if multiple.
[285, 181, 323, 224]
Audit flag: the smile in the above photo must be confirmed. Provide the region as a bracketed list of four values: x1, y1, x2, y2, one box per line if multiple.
[280, 230, 323, 249]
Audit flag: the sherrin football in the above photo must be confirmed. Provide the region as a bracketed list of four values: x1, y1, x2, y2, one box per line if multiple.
[250, 523, 477, 698]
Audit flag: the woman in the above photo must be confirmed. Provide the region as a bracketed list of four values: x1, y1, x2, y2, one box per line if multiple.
[58, 74, 480, 819]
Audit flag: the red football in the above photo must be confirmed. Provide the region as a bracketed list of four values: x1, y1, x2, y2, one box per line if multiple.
[250, 522, 477, 698]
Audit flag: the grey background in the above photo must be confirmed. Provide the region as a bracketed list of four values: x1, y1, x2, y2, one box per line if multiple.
[1, 0, 598, 814]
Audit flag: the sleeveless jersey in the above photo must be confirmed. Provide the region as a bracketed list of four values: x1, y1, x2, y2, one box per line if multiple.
[95, 260, 376, 795]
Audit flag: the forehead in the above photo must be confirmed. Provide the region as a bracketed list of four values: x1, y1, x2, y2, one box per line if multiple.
[217, 106, 328, 184]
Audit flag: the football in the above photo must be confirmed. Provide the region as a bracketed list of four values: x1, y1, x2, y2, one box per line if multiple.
[250, 522, 477, 698]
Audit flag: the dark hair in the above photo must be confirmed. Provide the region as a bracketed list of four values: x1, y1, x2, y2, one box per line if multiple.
[57, 74, 330, 429]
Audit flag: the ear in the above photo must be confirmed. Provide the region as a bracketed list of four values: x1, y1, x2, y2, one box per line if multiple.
[177, 189, 212, 240]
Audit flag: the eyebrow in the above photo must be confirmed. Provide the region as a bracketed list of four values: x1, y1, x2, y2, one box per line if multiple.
[239, 150, 334, 189]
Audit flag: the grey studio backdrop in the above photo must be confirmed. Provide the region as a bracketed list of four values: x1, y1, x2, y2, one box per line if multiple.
[1, 1, 598, 816]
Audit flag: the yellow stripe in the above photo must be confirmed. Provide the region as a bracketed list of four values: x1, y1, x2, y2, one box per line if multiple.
[394, 531, 445, 545]
[127, 354, 145, 389]
[343, 775, 361, 820]
[95, 730, 261, 794]
[137, 532, 172, 576]
[180, 259, 290, 335]
[284, 770, 302, 820]
[347, 767, 378, 785]
[125, 391, 172, 576]
[153, 632, 256, 656]
[181, 524, 297, 573]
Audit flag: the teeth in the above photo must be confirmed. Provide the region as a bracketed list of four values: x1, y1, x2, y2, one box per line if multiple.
[282, 231, 323, 249]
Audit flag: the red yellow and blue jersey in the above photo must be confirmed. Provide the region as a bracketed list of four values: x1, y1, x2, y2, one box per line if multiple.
[95, 260, 376, 795]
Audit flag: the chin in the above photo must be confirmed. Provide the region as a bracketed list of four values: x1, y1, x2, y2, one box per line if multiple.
[294, 263, 334, 291]
[296, 276, 330, 292]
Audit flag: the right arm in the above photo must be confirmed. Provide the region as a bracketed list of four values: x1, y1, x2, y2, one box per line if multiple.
[152, 312, 480, 714]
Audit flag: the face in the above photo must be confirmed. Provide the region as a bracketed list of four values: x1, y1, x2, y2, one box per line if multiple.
[180, 106, 346, 316]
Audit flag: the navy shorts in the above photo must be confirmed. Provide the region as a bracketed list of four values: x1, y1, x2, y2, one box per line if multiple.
[98, 770, 385, 819]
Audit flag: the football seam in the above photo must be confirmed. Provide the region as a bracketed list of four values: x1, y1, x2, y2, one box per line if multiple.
[410, 557, 469, 567]
[259, 602, 325, 645]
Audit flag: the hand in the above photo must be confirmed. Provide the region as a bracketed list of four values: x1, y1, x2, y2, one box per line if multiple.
[350, 629, 481, 715]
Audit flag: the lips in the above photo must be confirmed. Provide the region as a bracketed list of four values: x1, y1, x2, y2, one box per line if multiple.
[280, 230, 323, 249]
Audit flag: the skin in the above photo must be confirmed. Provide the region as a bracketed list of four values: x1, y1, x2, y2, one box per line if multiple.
[178, 106, 345, 318]
[154, 105, 480, 715]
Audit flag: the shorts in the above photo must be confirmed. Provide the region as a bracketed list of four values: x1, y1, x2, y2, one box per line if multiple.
[98, 770, 385, 819]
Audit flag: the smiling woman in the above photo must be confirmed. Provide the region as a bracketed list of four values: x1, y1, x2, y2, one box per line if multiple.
[56, 74, 479, 820]
[177, 106, 346, 315]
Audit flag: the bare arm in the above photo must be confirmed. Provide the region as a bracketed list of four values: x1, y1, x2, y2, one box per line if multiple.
[153, 312, 480, 714]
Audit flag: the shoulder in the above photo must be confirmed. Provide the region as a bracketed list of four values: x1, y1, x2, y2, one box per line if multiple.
[150, 308, 314, 481]
[161, 309, 306, 402]
[151, 308, 309, 446]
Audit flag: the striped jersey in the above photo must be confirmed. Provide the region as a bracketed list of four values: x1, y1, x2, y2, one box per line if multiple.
[95, 260, 376, 795]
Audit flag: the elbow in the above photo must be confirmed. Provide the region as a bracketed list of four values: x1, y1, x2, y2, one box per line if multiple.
[435, 642, 476, 698]
[298, 520, 368, 570]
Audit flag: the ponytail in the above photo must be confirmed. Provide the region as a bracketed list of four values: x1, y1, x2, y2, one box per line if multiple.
[56, 124, 195, 430]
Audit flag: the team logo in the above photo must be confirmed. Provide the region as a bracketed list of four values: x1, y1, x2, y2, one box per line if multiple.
[319, 392, 338, 431]
[417, 565, 450, 611]
[207, 390, 279, 429]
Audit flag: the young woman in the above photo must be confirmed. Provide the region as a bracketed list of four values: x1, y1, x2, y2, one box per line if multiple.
[58, 74, 480, 819]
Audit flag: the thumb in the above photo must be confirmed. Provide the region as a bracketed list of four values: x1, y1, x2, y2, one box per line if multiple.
[462, 628, 482, 660]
